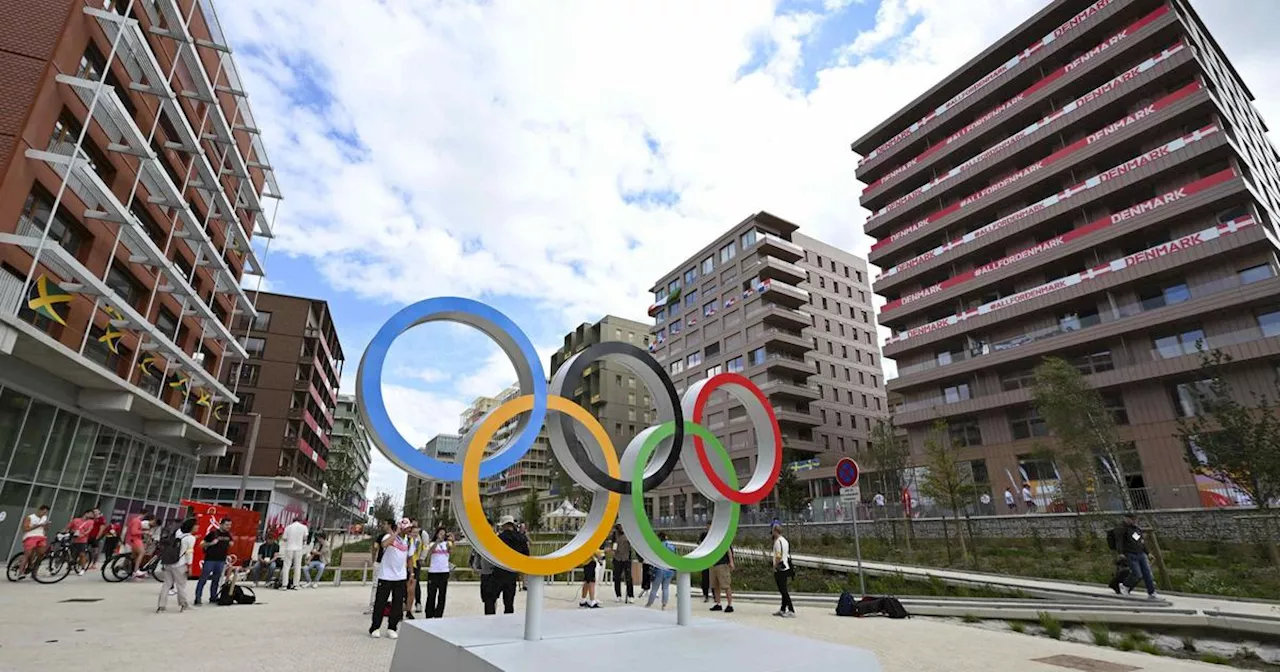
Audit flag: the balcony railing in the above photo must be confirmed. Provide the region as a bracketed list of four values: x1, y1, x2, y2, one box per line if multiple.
[758, 233, 804, 261]
[894, 270, 1275, 379]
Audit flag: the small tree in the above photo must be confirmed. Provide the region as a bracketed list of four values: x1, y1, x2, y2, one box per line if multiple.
[370, 491, 398, 526]
[522, 487, 543, 532]
[1176, 349, 1280, 562]
[321, 437, 365, 529]
[775, 463, 810, 519]
[867, 417, 913, 548]
[918, 421, 979, 562]
[1031, 357, 1128, 512]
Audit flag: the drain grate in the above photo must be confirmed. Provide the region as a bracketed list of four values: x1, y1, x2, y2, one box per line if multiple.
[1032, 655, 1141, 672]
[58, 598, 103, 604]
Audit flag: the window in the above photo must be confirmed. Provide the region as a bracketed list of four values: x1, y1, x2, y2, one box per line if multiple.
[85, 324, 129, 375]
[244, 337, 266, 358]
[104, 263, 145, 310]
[668, 279, 681, 294]
[19, 188, 86, 259]
[670, 360, 684, 374]
[232, 363, 260, 385]
[705, 364, 723, 377]
[749, 347, 766, 366]
[49, 111, 115, 185]
[726, 356, 745, 373]
[741, 229, 758, 248]
[250, 311, 272, 332]
[1239, 263, 1274, 284]
[1010, 407, 1049, 439]
[1103, 393, 1129, 425]
[1000, 369, 1035, 392]
[1138, 281, 1190, 311]
[719, 241, 736, 263]
[942, 383, 971, 403]
[155, 307, 179, 338]
[670, 319, 682, 334]
[685, 268, 697, 284]
[949, 417, 982, 447]
[705, 342, 721, 358]
[684, 288, 698, 307]
[1260, 308, 1280, 337]
[703, 301, 717, 317]
[1153, 327, 1206, 358]
[687, 352, 702, 367]
[1170, 380, 1213, 417]
[231, 393, 255, 414]
[1071, 351, 1115, 375]
[701, 256, 714, 274]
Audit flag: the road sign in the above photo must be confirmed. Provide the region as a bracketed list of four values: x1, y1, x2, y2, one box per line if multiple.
[835, 458, 860, 488]
[840, 485, 861, 502]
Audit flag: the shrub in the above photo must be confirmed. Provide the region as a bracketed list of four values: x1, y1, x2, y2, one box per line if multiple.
[1037, 612, 1063, 640]
[1009, 621, 1026, 634]
[1136, 641, 1162, 656]
[1199, 653, 1231, 665]
[1087, 623, 1110, 647]
[961, 613, 980, 624]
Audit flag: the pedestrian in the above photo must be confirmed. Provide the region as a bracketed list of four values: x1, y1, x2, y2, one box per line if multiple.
[281, 518, 309, 590]
[124, 510, 150, 578]
[365, 520, 393, 615]
[369, 518, 411, 639]
[699, 522, 711, 602]
[1113, 513, 1159, 599]
[490, 516, 528, 614]
[423, 527, 453, 618]
[157, 518, 196, 613]
[303, 532, 331, 588]
[194, 518, 233, 606]
[101, 521, 120, 564]
[1004, 488, 1017, 513]
[86, 508, 106, 569]
[66, 509, 95, 575]
[610, 524, 634, 603]
[403, 522, 421, 620]
[771, 524, 795, 618]
[579, 548, 603, 609]
[1021, 483, 1037, 513]
[709, 541, 735, 613]
[645, 533, 676, 610]
[471, 542, 498, 615]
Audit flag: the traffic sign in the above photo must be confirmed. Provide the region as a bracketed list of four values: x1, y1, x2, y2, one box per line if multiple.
[840, 485, 861, 503]
[835, 458, 860, 488]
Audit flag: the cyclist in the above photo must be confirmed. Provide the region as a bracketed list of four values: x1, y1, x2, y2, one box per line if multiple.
[19, 504, 51, 575]
[66, 509, 96, 575]
[125, 511, 153, 579]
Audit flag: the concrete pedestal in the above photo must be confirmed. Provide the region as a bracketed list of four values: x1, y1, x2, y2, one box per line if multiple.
[389, 607, 882, 672]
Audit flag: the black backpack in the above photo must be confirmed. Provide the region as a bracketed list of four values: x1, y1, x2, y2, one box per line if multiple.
[835, 590, 857, 617]
[880, 596, 910, 619]
[158, 530, 182, 565]
[233, 585, 256, 605]
[216, 582, 236, 606]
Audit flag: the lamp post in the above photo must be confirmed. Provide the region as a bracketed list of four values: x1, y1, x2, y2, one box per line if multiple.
[233, 413, 263, 509]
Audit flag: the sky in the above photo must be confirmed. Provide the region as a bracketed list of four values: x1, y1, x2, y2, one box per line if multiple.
[211, 0, 1280, 505]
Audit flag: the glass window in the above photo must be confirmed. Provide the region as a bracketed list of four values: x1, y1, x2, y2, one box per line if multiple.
[20, 188, 85, 259]
[118, 438, 143, 498]
[726, 356, 745, 373]
[1010, 408, 1049, 440]
[0, 480, 33, 556]
[134, 443, 157, 499]
[684, 289, 698, 307]
[749, 347, 766, 366]
[1239, 264, 1274, 284]
[252, 311, 272, 331]
[7, 399, 57, 482]
[703, 301, 716, 317]
[1153, 327, 1206, 358]
[741, 229, 757, 248]
[1170, 380, 1213, 417]
[0, 388, 33, 478]
[36, 409, 79, 485]
[1260, 308, 1280, 337]
[82, 428, 115, 493]
[149, 449, 172, 502]
[244, 337, 266, 358]
[701, 256, 714, 274]
[1103, 393, 1129, 425]
[102, 433, 132, 495]
[59, 419, 98, 490]
[684, 268, 697, 284]
[670, 360, 684, 374]
[105, 263, 145, 310]
[687, 352, 702, 367]
[155, 308, 179, 339]
[719, 241, 736, 263]
[670, 319, 682, 334]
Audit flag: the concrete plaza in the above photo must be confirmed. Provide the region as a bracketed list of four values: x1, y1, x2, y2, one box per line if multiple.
[0, 575, 1225, 672]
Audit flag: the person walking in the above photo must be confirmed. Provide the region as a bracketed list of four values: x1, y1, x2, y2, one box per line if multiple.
[579, 548, 603, 609]
[610, 524, 634, 603]
[708, 542, 735, 613]
[771, 524, 795, 618]
[1003, 488, 1017, 513]
[1113, 513, 1159, 599]
[423, 527, 453, 618]
[644, 533, 676, 610]
[157, 519, 196, 613]
[194, 518, 233, 606]
[281, 518, 309, 590]
[1021, 483, 1037, 513]
[303, 532, 331, 588]
[491, 516, 528, 614]
[369, 519, 411, 639]
[471, 542, 499, 615]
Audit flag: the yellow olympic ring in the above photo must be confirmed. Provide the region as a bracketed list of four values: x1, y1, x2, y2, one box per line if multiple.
[460, 394, 621, 575]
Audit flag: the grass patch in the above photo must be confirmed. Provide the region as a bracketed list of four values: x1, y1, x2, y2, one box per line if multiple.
[1135, 641, 1162, 656]
[1199, 653, 1232, 665]
[961, 613, 981, 624]
[1087, 623, 1110, 646]
[1009, 621, 1026, 634]
[1037, 612, 1063, 640]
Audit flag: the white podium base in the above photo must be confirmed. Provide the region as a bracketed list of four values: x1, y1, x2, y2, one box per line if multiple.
[389, 606, 882, 672]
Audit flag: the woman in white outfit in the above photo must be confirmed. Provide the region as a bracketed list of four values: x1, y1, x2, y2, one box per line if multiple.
[771, 524, 795, 618]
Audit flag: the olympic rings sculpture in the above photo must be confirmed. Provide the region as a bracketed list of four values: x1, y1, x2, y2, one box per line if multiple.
[356, 297, 783, 576]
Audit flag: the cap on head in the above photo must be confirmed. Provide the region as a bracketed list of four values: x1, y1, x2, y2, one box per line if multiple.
[498, 515, 516, 527]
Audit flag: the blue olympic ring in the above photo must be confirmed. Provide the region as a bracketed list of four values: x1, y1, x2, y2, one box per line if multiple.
[355, 297, 547, 481]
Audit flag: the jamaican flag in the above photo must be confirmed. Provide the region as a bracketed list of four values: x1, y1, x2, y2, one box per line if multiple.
[137, 353, 162, 379]
[27, 275, 72, 326]
[102, 305, 125, 322]
[213, 403, 229, 422]
[194, 388, 213, 408]
[168, 372, 191, 394]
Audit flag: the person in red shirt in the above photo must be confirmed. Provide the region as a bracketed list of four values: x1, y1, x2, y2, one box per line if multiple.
[126, 511, 153, 578]
[86, 508, 106, 569]
[65, 509, 96, 575]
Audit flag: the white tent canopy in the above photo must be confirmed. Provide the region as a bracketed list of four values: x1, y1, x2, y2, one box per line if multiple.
[546, 500, 587, 519]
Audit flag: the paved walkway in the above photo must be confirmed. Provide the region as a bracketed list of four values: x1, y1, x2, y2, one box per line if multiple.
[0, 574, 1227, 671]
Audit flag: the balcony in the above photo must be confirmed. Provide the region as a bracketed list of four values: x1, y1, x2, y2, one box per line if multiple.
[760, 279, 809, 308]
[778, 432, 818, 454]
[761, 352, 813, 377]
[771, 406, 820, 428]
[591, 393, 603, 405]
[758, 378, 820, 401]
[758, 233, 804, 262]
[761, 328, 811, 355]
[760, 304, 813, 330]
[758, 255, 807, 284]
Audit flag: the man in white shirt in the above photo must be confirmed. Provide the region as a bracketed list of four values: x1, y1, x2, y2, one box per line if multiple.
[19, 504, 50, 577]
[1021, 484, 1037, 513]
[281, 518, 310, 590]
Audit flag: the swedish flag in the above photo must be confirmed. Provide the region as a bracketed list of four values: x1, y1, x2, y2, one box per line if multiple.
[27, 275, 72, 326]
[194, 388, 212, 408]
[137, 353, 161, 379]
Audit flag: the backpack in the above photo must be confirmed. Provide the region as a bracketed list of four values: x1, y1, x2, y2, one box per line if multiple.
[158, 530, 182, 565]
[1105, 528, 1118, 551]
[880, 596, 910, 619]
[216, 582, 236, 606]
[835, 590, 857, 617]
[233, 585, 256, 605]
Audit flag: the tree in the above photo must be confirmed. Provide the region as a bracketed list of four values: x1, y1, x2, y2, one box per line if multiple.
[1176, 349, 1280, 562]
[1031, 357, 1129, 511]
[866, 417, 913, 548]
[917, 421, 979, 562]
[521, 488, 543, 532]
[369, 491, 398, 527]
[775, 463, 810, 518]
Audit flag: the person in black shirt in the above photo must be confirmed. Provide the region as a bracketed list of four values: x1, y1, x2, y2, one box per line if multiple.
[491, 516, 528, 614]
[251, 536, 281, 587]
[1113, 513, 1158, 599]
[194, 519, 233, 605]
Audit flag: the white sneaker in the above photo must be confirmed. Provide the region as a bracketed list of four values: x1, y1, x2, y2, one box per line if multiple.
[1147, 593, 1159, 600]
[76, 569, 85, 576]
[388, 630, 398, 640]
[772, 610, 785, 617]
[168, 589, 176, 596]
[370, 631, 381, 639]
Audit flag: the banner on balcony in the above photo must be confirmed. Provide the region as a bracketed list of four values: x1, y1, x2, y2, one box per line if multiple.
[877, 121, 1221, 282]
[860, 0, 1120, 167]
[886, 213, 1256, 345]
[27, 275, 72, 326]
[865, 5, 1172, 195]
[880, 167, 1237, 313]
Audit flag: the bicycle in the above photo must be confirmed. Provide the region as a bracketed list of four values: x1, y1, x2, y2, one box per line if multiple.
[101, 549, 163, 583]
[5, 532, 77, 584]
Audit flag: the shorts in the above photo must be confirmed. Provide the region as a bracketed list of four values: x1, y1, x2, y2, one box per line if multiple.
[22, 537, 47, 553]
[583, 561, 597, 583]
[710, 564, 731, 591]
[128, 537, 145, 553]
[70, 542, 88, 557]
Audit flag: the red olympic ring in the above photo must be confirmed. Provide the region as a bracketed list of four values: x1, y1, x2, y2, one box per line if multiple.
[690, 372, 783, 505]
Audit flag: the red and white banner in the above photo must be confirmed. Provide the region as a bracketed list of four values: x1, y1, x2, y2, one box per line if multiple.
[886, 213, 1255, 346]
[866, 10, 1178, 206]
[860, 0, 1121, 168]
[876, 85, 1209, 282]
[880, 167, 1237, 313]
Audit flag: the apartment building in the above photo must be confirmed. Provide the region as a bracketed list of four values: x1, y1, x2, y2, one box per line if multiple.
[0, 0, 279, 552]
[331, 393, 373, 524]
[190, 291, 343, 531]
[648, 212, 886, 522]
[404, 432, 458, 527]
[549, 315, 653, 460]
[854, 0, 1280, 509]
[459, 387, 555, 521]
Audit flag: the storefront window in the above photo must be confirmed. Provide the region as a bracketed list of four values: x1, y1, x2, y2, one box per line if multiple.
[0, 388, 32, 477]
[59, 420, 98, 490]
[7, 400, 57, 482]
[36, 410, 79, 485]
